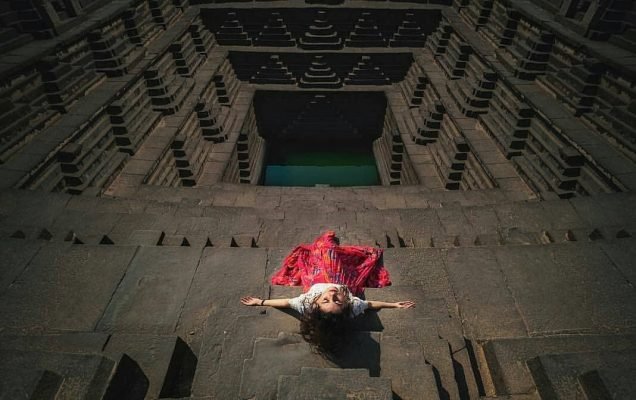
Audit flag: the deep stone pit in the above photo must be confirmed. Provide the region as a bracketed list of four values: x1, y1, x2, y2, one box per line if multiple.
[254, 91, 386, 186]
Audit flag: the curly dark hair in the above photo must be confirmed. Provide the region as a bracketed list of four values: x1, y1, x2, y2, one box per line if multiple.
[298, 288, 354, 358]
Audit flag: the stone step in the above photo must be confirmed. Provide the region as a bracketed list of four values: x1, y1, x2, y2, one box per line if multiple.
[4, 191, 634, 250]
[481, 334, 636, 396]
[0, 348, 141, 399]
[277, 367, 393, 400]
[0, 367, 62, 399]
[380, 336, 439, 399]
[527, 349, 636, 399]
[0, 332, 196, 399]
[192, 312, 300, 399]
[239, 333, 330, 400]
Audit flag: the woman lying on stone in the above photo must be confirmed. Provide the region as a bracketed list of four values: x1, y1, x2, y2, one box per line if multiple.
[241, 231, 414, 357]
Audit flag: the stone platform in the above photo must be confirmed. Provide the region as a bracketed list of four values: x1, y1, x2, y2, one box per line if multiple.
[1, 186, 635, 399]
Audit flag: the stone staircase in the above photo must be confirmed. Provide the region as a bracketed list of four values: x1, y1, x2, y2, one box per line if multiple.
[2, 186, 634, 251]
[0, 332, 195, 399]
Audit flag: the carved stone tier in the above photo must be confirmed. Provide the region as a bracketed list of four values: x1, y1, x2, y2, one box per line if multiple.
[345, 13, 386, 48]
[253, 12, 295, 47]
[496, 19, 554, 80]
[215, 12, 251, 46]
[479, 81, 532, 159]
[124, 0, 163, 47]
[299, 11, 342, 50]
[344, 56, 391, 85]
[88, 18, 145, 77]
[298, 57, 342, 89]
[389, 12, 427, 48]
[107, 76, 162, 155]
[250, 55, 296, 85]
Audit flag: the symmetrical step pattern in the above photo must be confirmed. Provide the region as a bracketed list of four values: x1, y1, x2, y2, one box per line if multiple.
[413, 101, 446, 145]
[123, 0, 163, 47]
[582, 71, 636, 159]
[298, 10, 342, 50]
[148, 0, 181, 29]
[345, 12, 386, 47]
[496, 18, 555, 80]
[344, 56, 391, 85]
[460, 0, 494, 30]
[188, 16, 216, 56]
[107, 75, 162, 155]
[374, 110, 406, 185]
[253, 12, 295, 47]
[196, 73, 232, 143]
[513, 117, 590, 199]
[389, 12, 427, 47]
[170, 32, 203, 77]
[430, 116, 471, 190]
[144, 51, 195, 114]
[215, 12, 252, 46]
[53, 113, 127, 195]
[87, 18, 144, 77]
[250, 55, 296, 85]
[447, 54, 497, 117]
[400, 61, 431, 107]
[169, 111, 210, 187]
[436, 31, 472, 79]
[226, 105, 264, 184]
[426, 22, 453, 56]
[213, 59, 240, 105]
[537, 39, 604, 116]
[479, 0, 520, 47]
[38, 39, 101, 113]
[479, 80, 533, 158]
[298, 56, 342, 89]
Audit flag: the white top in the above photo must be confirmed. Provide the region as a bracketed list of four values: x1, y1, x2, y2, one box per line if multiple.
[287, 283, 369, 317]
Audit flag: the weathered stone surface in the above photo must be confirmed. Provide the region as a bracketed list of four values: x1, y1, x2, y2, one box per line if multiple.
[0, 239, 42, 294]
[0, 244, 136, 332]
[600, 238, 636, 287]
[494, 244, 636, 335]
[97, 246, 202, 333]
[0, 349, 117, 399]
[482, 334, 636, 395]
[380, 336, 439, 400]
[239, 333, 330, 400]
[277, 367, 393, 400]
[445, 247, 527, 339]
[0, 368, 61, 400]
[527, 350, 636, 400]
[104, 334, 196, 399]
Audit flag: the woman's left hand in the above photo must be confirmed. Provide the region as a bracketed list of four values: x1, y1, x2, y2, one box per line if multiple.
[241, 296, 262, 306]
[395, 301, 415, 309]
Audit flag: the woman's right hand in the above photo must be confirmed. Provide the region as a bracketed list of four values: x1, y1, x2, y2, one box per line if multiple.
[241, 296, 262, 306]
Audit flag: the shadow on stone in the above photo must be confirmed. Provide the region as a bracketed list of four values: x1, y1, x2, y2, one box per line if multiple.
[331, 331, 381, 377]
[103, 354, 148, 400]
[159, 337, 197, 398]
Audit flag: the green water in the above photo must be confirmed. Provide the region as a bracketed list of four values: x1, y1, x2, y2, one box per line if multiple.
[263, 149, 379, 187]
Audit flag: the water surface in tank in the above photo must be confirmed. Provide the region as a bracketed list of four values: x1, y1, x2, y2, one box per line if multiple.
[262, 142, 379, 186]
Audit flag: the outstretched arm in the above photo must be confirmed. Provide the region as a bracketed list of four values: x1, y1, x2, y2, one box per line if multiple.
[241, 296, 291, 308]
[367, 300, 415, 310]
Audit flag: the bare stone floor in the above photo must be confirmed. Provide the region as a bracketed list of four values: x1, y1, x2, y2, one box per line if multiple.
[1, 186, 635, 399]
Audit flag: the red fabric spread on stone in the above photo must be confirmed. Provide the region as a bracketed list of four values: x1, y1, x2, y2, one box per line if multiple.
[271, 231, 391, 296]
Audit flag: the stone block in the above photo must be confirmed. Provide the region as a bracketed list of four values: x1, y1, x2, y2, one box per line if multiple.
[482, 334, 636, 395]
[277, 367, 393, 400]
[0, 244, 136, 332]
[494, 243, 636, 335]
[97, 246, 203, 333]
